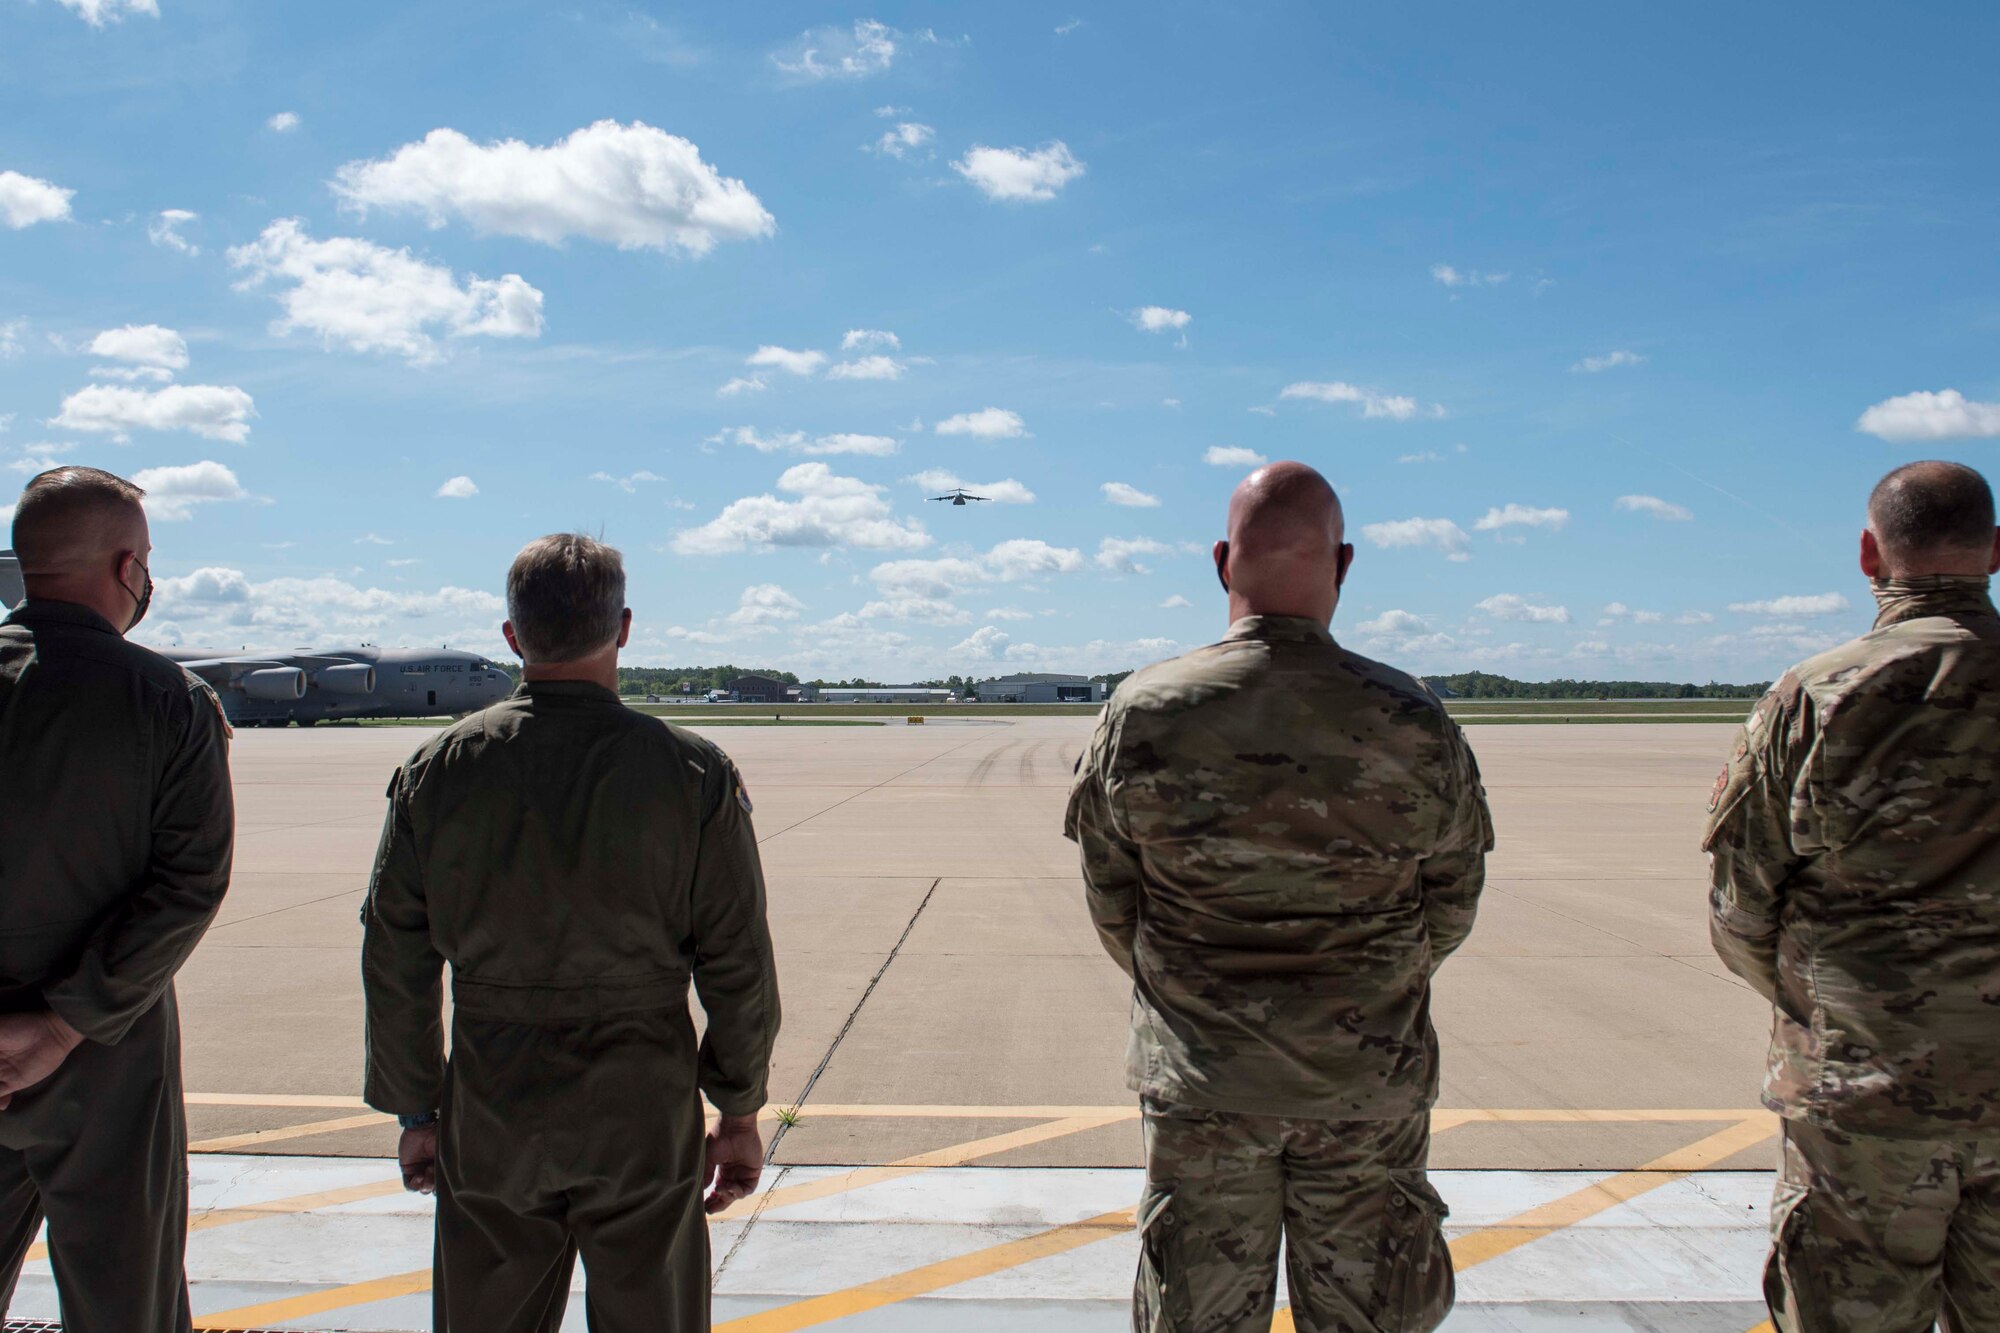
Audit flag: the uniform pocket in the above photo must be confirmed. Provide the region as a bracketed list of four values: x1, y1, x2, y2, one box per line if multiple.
[1763, 1180, 1821, 1332]
[1374, 1171, 1454, 1331]
[1133, 1187, 1191, 1333]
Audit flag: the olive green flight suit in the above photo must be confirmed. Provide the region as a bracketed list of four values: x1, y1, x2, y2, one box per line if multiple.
[1067, 616, 1491, 1333]
[362, 679, 780, 1333]
[0, 600, 235, 1333]
[1707, 576, 2000, 1332]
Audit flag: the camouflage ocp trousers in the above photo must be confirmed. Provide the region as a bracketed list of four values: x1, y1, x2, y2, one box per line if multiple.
[1765, 1120, 2000, 1333]
[1134, 1098, 1451, 1333]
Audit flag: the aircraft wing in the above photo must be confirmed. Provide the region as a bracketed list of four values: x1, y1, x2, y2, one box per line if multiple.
[173, 655, 300, 684]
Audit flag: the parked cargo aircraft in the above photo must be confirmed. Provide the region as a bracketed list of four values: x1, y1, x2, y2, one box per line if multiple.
[160, 645, 514, 727]
[2, 553, 511, 726]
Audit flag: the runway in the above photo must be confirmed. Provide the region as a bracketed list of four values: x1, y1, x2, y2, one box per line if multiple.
[7, 714, 1798, 1331]
[177, 716, 1770, 1172]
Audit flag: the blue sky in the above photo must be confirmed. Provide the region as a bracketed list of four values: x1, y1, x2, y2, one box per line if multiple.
[4, 2, 1998, 681]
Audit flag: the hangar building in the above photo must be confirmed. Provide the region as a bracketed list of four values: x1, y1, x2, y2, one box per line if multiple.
[974, 673, 1107, 704]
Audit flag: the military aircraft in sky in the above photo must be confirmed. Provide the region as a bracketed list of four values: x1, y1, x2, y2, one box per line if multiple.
[2, 553, 512, 726]
[928, 488, 989, 507]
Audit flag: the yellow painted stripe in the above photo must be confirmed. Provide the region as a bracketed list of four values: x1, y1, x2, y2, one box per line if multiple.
[26, 1177, 405, 1264]
[187, 1092, 372, 1109]
[1447, 1115, 1777, 1269]
[717, 1113, 1134, 1221]
[1272, 1116, 1778, 1331]
[190, 1112, 391, 1153]
[191, 1268, 432, 1328]
[713, 1209, 1136, 1333]
[1748, 1323, 1776, 1333]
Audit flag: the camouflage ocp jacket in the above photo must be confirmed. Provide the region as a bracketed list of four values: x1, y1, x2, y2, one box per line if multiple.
[1065, 615, 1492, 1121]
[1707, 575, 2000, 1138]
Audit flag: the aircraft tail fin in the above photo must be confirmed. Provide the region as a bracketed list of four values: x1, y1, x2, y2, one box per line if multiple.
[0, 550, 20, 612]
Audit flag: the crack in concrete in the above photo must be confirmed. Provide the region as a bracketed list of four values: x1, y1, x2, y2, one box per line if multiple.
[715, 874, 944, 1277]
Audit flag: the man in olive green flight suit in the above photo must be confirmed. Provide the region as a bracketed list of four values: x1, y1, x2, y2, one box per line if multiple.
[1067, 462, 1491, 1333]
[362, 532, 780, 1333]
[1708, 460, 2000, 1333]
[0, 467, 234, 1333]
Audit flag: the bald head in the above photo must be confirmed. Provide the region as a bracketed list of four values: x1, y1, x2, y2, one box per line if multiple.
[1215, 461, 1354, 625]
[1864, 461, 1999, 579]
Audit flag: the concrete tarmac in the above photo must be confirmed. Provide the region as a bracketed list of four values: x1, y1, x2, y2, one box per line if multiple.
[177, 717, 1769, 1170]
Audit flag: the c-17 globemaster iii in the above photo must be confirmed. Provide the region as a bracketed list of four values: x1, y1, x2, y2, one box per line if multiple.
[2, 550, 512, 727]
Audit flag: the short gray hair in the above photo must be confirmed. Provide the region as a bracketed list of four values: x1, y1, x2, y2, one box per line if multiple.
[505, 533, 626, 664]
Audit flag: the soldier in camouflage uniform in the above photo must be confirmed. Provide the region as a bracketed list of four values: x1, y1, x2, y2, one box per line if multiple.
[1707, 460, 2000, 1333]
[1066, 462, 1491, 1333]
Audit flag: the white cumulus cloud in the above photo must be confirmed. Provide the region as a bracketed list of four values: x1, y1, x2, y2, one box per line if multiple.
[717, 425, 898, 457]
[436, 475, 478, 499]
[936, 407, 1026, 439]
[132, 461, 249, 521]
[1616, 494, 1693, 521]
[1361, 517, 1471, 562]
[725, 583, 805, 630]
[951, 624, 1011, 659]
[1101, 481, 1160, 508]
[1096, 537, 1175, 574]
[53, 383, 255, 443]
[953, 142, 1085, 203]
[1203, 445, 1266, 468]
[148, 209, 199, 255]
[147, 568, 504, 647]
[1856, 389, 2000, 443]
[1280, 380, 1443, 421]
[747, 345, 827, 376]
[871, 122, 934, 159]
[0, 172, 74, 229]
[841, 329, 900, 352]
[56, 0, 156, 26]
[332, 120, 774, 256]
[88, 324, 189, 370]
[672, 463, 929, 555]
[1572, 350, 1645, 373]
[1358, 609, 1428, 635]
[825, 354, 905, 381]
[1160, 595, 1193, 609]
[773, 19, 900, 80]
[267, 111, 302, 133]
[1474, 503, 1569, 533]
[1729, 593, 1851, 617]
[228, 219, 544, 364]
[717, 375, 766, 397]
[589, 470, 666, 494]
[1131, 306, 1191, 333]
[1431, 263, 1508, 288]
[1477, 594, 1570, 624]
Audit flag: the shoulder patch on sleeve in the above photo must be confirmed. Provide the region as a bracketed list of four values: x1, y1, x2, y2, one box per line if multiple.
[736, 774, 754, 815]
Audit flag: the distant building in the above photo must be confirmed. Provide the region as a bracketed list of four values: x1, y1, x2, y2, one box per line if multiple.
[728, 673, 787, 703]
[785, 684, 819, 703]
[820, 686, 954, 704]
[973, 673, 1107, 704]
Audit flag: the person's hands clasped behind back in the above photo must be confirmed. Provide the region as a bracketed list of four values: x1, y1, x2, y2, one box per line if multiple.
[703, 1113, 763, 1215]
[0, 1010, 84, 1111]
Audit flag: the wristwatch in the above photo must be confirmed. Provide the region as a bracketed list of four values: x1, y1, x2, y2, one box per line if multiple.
[398, 1110, 439, 1130]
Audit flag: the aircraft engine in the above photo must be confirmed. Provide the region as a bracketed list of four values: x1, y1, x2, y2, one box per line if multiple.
[241, 667, 308, 701]
[313, 664, 377, 695]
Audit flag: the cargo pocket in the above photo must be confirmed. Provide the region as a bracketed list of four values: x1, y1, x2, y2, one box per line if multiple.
[1374, 1171, 1454, 1332]
[1133, 1188, 1191, 1333]
[1763, 1180, 1824, 1333]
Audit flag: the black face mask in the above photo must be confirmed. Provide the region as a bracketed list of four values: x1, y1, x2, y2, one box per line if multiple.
[1214, 541, 1231, 594]
[123, 557, 153, 632]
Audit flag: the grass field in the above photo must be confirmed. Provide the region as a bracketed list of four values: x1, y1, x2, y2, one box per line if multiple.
[336, 698, 1751, 729]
